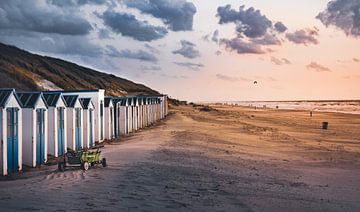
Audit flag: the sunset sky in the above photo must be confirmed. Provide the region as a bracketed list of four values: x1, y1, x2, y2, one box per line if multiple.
[0, 0, 359, 101]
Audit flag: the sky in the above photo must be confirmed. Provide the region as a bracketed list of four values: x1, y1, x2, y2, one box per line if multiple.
[0, 0, 359, 101]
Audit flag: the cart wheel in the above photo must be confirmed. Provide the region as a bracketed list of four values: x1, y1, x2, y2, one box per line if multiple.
[58, 162, 65, 172]
[102, 158, 107, 167]
[83, 162, 90, 171]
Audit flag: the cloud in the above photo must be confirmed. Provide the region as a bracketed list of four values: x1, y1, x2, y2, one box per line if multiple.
[215, 50, 222, 56]
[0, 1, 92, 35]
[307, 62, 332, 72]
[106, 46, 158, 62]
[0, 33, 103, 57]
[286, 28, 319, 45]
[48, 0, 109, 7]
[216, 5, 285, 55]
[220, 38, 267, 54]
[99, 10, 168, 41]
[274, 21, 288, 33]
[212, 30, 220, 43]
[123, 0, 197, 31]
[270, 57, 292, 65]
[317, 0, 360, 37]
[144, 43, 160, 54]
[216, 74, 239, 82]
[98, 29, 113, 39]
[173, 62, 204, 70]
[140, 65, 162, 71]
[217, 5, 273, 38]
[251, 33, 281, 45]
[172, 40, 201, 59]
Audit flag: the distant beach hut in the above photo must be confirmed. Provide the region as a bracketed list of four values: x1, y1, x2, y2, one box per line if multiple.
[0, 89, 23, 175]
[138, 97, 145, 129]
[120, 98, 129, 135]
[104, 97, 115, 140]
[132, 97, 139, 131]
[112, 98, 121, 138]
[16, 92, 48, 167]
[45, 90, 105, 143]
[127, 97, 134, 133]
[42, 93, 67, 157]
[63, 95, 83, 151]
[79, 98, 95, 148]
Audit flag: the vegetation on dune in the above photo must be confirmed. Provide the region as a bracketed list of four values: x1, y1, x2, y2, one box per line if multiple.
[0, 42, 159, 96]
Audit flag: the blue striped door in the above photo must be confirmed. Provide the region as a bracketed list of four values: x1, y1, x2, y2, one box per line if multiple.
[100, 101, 104, 140]
[36, 109, 45, 165]
[75, 109, 81, 151]
[7, 108, 18, 173]
[110, 109, 114, 138]
[89, 110, 93, 147]
[57, 108, 65, 155]
[125, 107, 128, 134]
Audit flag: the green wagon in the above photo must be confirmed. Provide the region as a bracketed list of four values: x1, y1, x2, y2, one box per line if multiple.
[58, 148, 107, 171]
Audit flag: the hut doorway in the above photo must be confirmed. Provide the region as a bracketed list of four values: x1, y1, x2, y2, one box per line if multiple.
[7, 108, 19, 173]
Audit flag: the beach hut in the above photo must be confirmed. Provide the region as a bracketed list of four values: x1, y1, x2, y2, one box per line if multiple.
[127, 98, 134, 133]
[63, 95, 83, 151]
[132, 97, 139, 131]
[0, 89, 23, 175]
[45, 90, 105, 143]
[145, 97, 150, 127]
[79, 98, 95, 149]
[138, 97, 144, 129]
[16, 92, 48, 167]
[104, 97, 114, 140]
[121, 98, 130, 135]
[112, 98, 125, 137]
[42, 93, 67, 157]
[112, 98, 120, 137]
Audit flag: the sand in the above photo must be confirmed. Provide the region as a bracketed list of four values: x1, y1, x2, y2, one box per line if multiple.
[0, 105, 359, 211]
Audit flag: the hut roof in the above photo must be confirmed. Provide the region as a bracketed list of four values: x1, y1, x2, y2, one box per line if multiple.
[63, 95, 79, 108]
[42, 93, 63, 107]
[79, 98, 92, 109]
[0, 88, 15, 107]
[16, 92, 46, 108]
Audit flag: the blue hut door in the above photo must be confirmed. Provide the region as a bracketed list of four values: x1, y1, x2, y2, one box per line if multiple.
[7, 108, 18, 173]
[36, 109, 45, 165]
[132, 107, 134, 130]
[116, 107, 120, 136]
[57, 108, 65, 156]
[75, 109, 82, 151]
[89, 110, 93, 147]
[100, 101, 104, 140]
[110, 108, 113, 138]
[125, 107, 128, 134]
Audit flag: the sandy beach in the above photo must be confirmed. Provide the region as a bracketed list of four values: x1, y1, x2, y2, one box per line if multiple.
[1, 105, 360, 211]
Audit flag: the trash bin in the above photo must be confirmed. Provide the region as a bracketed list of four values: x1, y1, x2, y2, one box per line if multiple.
[322, 122, 328, 130]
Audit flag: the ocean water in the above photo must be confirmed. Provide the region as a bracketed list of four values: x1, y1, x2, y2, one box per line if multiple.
[215, 101, 360, 115]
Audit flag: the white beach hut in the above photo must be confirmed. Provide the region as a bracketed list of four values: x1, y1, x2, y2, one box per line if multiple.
[127, 98, 134, 133]
[16, 92, 48, 167]
[120, 98, 129, 135]
[46, 90, 105, 143]
[0, 89, 23, 175]
[104, 97, 114, 140]
[63, 95, 83, 151]
[42, 93, 67, 157]
[79, 98, 95, 149]
[132, 97, 139, 131]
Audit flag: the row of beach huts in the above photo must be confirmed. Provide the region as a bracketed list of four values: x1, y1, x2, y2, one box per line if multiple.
[0, 89, 168, 176]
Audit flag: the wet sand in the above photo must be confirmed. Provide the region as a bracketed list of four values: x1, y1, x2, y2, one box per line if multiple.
[0, 105, 360, 211]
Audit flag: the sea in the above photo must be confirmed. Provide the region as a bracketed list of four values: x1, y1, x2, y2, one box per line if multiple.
[211, 100, 360, 115]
